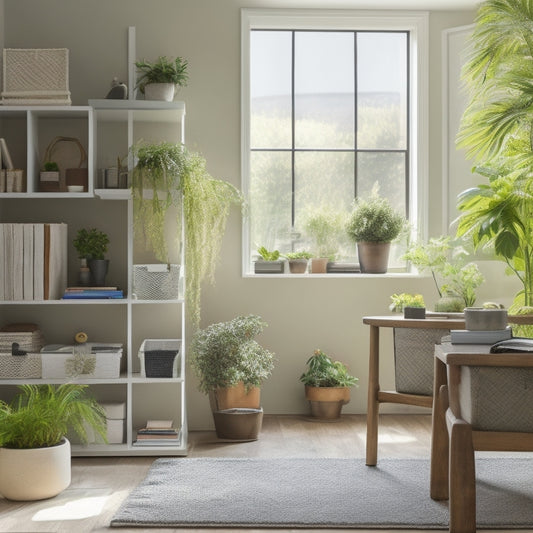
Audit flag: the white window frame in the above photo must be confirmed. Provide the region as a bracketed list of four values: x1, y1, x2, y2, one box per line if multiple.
[241, 8, 429, 276]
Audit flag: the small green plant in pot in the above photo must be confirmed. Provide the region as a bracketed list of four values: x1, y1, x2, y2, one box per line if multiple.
[285, 251, 313, 274]
[254, 246, 284, 274]
[389, 293, 426, 318]
[190, 315, 275, 439]
[135, 55, 188, 101]
[300, 349, 358, 419]
[73, 227, 110, 286]
[0, 384, 107, 501]
[346, 187, 406, 273]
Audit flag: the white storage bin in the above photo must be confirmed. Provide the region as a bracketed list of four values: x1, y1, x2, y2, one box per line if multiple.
[41, 345, 122, 379]
[133, 264, 180, 300]
[138, 339, 181, 378]
[73, 402, 126, 445]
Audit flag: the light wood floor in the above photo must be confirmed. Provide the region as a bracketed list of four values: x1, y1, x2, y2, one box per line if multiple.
[0, 414, 530, 533]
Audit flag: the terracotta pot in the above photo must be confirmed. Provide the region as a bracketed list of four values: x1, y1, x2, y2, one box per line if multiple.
[310, 257, 328, 273]
[209, 381, 261, 411]
[357, 242, 391, 273]
[304, 385, 350, 419]
[288, 259, 308, 274]
[0, 438, 71, 501]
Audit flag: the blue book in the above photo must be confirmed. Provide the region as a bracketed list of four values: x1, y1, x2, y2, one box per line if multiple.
[62, 290, 124, 299]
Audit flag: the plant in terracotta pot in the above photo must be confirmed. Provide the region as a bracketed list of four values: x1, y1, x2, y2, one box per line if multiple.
[135, 55, 188, 101]
[73, 227, 110, 286]
[190, 315, 275, 439]
[300, 349, 358, 419]
[285, 251, 313, 274]
[131, 141, 242, 327]
[0, 384, 107, 501]
[345, 187, 406, 273]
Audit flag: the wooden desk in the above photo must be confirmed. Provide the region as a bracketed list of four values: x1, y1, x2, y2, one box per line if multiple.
[363, 314, 465, 466]
[430, 342, 533, 532]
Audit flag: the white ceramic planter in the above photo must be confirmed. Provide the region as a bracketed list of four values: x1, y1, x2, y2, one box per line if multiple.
[0, 438, 71, 500]
[144, 83, 175, 102]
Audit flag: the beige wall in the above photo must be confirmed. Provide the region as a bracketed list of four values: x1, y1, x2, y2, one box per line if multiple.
[4, 1, 515, 430]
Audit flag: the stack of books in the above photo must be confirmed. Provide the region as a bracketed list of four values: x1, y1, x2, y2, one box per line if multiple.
[133, 420, 181, 446]
[450, 327, 512, 344]
[62, 286, 124, 299]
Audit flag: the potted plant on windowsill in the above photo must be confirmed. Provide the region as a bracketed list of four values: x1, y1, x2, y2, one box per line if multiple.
[73, 227, 110, 286]
[130, 141, 242, 327]
[135, 55, 188, 101]
[346, 186, 406, 274]
[285, 251, 313, 274]
[190, 315, 275, 440]
[300, 349, 358, 419]
[254, 246, 285, 274]
[0, 384, 107, 501]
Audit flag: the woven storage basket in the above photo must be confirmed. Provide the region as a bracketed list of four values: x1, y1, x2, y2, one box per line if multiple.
[0, 353, 41, 379]
[0, 330, 45, 353]
[2, 48, 71, 105]
[133, 264, 180, 300]
[393, 327, 450, 395]
[138, 339, 181, 378]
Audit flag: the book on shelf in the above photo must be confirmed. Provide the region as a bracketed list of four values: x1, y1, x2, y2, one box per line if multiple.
[65, 286, 118, 291]
[132, 438, 181, 446]
[62, 289, 124, 299]
[450, 327, 512, 345]
[0, 138, 14, 169]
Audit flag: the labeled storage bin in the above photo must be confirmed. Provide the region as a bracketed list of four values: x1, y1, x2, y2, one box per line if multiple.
[0, 353, 41, 378]
[138, 339, 181, 378]
[133, 264, 180, 300]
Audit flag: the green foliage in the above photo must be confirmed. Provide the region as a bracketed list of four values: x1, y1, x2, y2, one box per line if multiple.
[299, 349, 358, 388]
[131, 141, 242, 327]
[402, 236, 484, 307]
[135, 56, 188, 94]
[257, 246, 280, 261]
[189, 315, 275, 394]
[389, 293, 425, 313]
[346, 187, 406, 244]
[73, 227, 109, 260]
[456, 0, 533, 308]
[0, 384, 107, 449]
[43, 161, 59, 172]
[285, 251, 313, 260]
[303, 205, 348, 259]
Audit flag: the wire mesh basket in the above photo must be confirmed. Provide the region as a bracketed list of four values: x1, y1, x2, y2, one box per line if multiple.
[133, 264, 180, 300]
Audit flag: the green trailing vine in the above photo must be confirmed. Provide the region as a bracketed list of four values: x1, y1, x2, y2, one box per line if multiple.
[131, 141, 242, 327]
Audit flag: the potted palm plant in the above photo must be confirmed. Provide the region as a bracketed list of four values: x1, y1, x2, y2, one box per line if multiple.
[346, 187, 406, 273]
[73, 227, 110, 286]
[135, 55, 188, 101]
[300, 349, 358, 419]
[189, 315, 275, 439]
[0, 384, 107, 501]
[130, 141, 242, 327]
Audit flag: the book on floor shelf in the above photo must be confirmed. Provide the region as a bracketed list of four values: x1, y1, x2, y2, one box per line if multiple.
[450, 327, 512, 344]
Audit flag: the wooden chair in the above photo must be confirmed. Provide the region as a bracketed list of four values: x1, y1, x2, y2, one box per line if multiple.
[363, 315, 465, 466]
[430, 338, 533, 533]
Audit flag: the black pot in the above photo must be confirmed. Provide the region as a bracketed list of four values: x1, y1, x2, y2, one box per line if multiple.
[88, 259, 109, 286]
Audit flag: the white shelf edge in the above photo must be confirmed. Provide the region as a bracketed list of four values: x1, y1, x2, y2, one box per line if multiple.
[94, 188, 131, 200]
[89, 99, 185, 112]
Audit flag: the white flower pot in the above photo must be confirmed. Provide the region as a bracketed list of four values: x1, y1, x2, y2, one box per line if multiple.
[144, 83, 175, 102]
[0, 438, 71, 500]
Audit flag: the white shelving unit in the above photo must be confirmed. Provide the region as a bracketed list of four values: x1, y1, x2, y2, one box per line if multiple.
[0, 102, 188, 456]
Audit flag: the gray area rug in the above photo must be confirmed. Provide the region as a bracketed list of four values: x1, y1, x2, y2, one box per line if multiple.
[110, 457, 533, 529]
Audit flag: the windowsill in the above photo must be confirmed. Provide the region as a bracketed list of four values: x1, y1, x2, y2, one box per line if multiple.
[242, 272, 423, 279]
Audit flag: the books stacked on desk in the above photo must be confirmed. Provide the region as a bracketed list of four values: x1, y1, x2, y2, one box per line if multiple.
[133, 419, 181, 446]
[450, 327, 512, 344]
[62, 286, 124, 299]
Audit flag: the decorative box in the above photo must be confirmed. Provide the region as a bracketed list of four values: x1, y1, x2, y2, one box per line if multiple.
[2, 48, 71, 105]
[138, 339, 181, 378]
[133, 264, 180, 300]
[0, 353, 41, 379]
[41, 343, 122, 379]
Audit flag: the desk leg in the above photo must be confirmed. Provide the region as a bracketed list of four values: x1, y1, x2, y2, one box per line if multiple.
[366, 324, 380, 466]
[430, 356, 449, 500]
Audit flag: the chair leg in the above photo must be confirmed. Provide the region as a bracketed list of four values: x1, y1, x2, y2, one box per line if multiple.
[366, 324, 379, 466]
[449, 414, 476, 533]
[431, 382, 449, 500]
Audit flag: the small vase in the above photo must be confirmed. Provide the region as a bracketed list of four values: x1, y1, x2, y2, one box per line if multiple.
[78, 258, 91, 286]
[88, 259, 109, 286]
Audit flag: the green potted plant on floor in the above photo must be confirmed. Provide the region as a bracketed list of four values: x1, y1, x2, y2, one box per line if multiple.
[190, 315, 275, 439]
[73, 227, 110, 286]
[131, 141, 242, 327]
[346, 187, 406, 273]
[0, 384, 107, 501]
[135, 55, 188, 101]
[300, 349, 358, 419]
